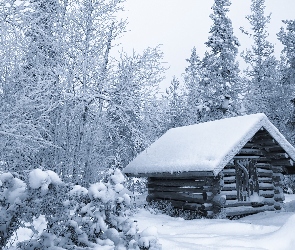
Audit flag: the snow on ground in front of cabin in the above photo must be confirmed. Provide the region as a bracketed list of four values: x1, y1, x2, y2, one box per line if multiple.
[131, 194, 295, 250]
[133, 210, 295, 250]
[8, 194, 295, 249]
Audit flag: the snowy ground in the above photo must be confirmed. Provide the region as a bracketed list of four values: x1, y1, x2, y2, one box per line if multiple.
[132, 194, 295, 250]
[8, 194, 295, 250]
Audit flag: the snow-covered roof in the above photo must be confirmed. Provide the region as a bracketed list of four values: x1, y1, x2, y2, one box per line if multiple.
[124, 113, 295, 176]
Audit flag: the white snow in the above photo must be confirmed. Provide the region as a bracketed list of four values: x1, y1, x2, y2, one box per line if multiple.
[133, 209, 295, 250]
[124, 113, 295, 176]
[8, 194, 295, 249]
[250, 192, 265, 203]
[111, 169, 125, 184]
[69, 185, 88, 196]
[29, 169, 63, 195]
[29, 169, 49, 189]
[0, 175, 27, 205]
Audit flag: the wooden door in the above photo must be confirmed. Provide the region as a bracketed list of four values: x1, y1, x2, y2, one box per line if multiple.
[235, 160, 259, 201]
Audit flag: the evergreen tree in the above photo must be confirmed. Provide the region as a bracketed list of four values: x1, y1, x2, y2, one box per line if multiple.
[278, 20, 295, 85]
[277, 20, 295, 141]
[191, 0, 241, 123]
[242, 0, 289, 136]
[241, 0, 277, 114]
[164, 76, 185, 128]
[183, 47, 204, 125]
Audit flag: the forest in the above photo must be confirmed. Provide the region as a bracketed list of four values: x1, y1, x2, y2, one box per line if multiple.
[0, 0, 295, 249]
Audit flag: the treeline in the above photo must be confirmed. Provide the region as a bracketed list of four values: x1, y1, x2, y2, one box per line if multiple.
[0, 0, 295, 185]
[0, 0, 165, 185]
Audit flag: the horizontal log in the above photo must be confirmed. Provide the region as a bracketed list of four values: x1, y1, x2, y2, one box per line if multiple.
[149, 191, 207, 203]
[148, 186, 204, 193]
[274, 202, 283, 210]
[148, 180, 206, 187]
[255, 163, 271, 168]
[271, 158, 294, 167]
[263, 198, 275, 205]
[272, 166, 284, 173]
[258, 183, 274, 190]
[257, 168, 273, 174]
[267, 152, 289, 159]
[274, 193, 285, 202]
[222, 184, 237, 191]
[259, 190, 274, 198]
[257, 172, 273, 177]
[256, 157, 271, 163]
[224, 205, 274, 217]
[222, 169, 236, 176]
[224, 201, 264, 208]
[219, 191, 237, 200]
[233, 156, 260, 159]
[244, 142, 258, 148]
[258, 177, 273, 183]
[237, 148, 264, 156]
[264, 146, 285, 153]
[222, 168, 236, 173]
[223, 176, 236, 184]
[133, 171, 215, 178]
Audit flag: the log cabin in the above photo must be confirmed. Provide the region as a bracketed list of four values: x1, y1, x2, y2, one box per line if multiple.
[124, 113, 295, 217]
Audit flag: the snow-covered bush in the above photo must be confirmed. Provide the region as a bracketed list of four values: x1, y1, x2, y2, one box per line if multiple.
[1, 168, 160, 249]
[283, 175, 295, 193]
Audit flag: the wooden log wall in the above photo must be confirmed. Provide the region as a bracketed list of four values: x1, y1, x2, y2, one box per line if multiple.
[218, 128, 290, 216]
[146, 174, 220, 217]
[145, 128, 290, 217]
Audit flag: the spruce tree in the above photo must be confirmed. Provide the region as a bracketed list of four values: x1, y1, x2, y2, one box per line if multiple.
[242, 0, 290, 137]
[183, 47, 204, 124]
[277, 20, 295, 141]
[198, 0, 241, 122]
[165, 76, 185, 128]
[242, 0, 277, 115]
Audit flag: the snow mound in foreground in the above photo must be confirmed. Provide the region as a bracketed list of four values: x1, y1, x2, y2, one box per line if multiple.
[265, 214, 295, 250]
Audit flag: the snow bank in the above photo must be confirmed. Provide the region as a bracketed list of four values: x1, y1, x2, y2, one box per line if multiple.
[124, 113, 295, 176]
[0, 173, 27, 204]
[29, 169, 63, 195]
[250, 192, 265, 203]
[264, 214, 295, 249]
[133, 208, 295, 250]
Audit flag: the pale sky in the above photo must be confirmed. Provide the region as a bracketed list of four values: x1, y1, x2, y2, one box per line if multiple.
[114, 0, 295, 90]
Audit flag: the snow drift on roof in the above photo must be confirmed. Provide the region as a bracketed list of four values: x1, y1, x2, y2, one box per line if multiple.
[124, 113, 295, 176]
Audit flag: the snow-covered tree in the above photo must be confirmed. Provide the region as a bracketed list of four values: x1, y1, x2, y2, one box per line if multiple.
[183, 47, 204, 124]
[278, 20, 295, 85]
[0, 0, 60, 171]
[185, 0, 241, 123]
[202, 0, 241, 121]
[242, 0, 290, 137]
[277, 20, 295, 141]
[241, 0, 276, 113]
[164, 76, 186, 128]
[105, 48, 165, 169]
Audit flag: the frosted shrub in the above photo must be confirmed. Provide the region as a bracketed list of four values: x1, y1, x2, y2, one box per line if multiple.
[0, 173, 27, 247]
[1, 168, 160, 249]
